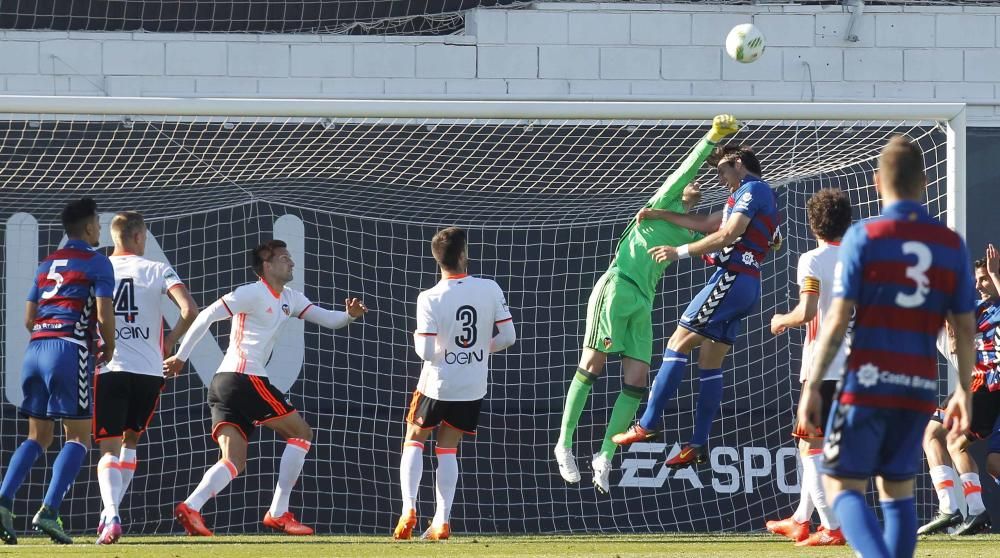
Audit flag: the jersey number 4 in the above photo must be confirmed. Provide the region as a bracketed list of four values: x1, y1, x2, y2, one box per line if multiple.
[113, 278, 140, 323]
[895, 241, 932, 309]
[455, 305, 478, 348]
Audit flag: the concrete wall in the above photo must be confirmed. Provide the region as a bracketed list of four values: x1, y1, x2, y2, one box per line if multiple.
[1, 3, 999, 122]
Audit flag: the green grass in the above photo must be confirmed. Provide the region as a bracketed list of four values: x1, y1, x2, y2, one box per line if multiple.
[0, 534, 996, 557]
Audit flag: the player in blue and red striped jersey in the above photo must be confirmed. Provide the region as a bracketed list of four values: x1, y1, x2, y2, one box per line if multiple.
[613, 143, 781, 469]
[918, 248, 1000, 536]
[0, 198, 116, 545]
[798, 135, 977, 558]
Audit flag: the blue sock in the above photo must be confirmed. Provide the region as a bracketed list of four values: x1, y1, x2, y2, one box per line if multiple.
[690, 368, 723, 447]
[881, 497, 917, 558]
[0, 439, 43, 509]
[639, 349, 689, 430]
[42, 441, 87, 510]
[833, 490, 890, 558]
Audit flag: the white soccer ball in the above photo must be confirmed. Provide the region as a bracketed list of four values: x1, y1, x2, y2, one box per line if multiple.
[725, 23, 766, 64]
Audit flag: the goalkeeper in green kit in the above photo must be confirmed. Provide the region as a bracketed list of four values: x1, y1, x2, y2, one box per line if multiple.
[555, 115, 739, 493]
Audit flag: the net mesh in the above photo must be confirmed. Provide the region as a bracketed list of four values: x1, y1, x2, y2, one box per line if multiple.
[0, 106, 953, 534]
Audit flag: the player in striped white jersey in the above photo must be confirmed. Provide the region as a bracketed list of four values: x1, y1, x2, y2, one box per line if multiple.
[393, 227, 516, 541]
[94, 212, 199, 544]
[765, 189, 852, 547]
[164, 239, 367, 536]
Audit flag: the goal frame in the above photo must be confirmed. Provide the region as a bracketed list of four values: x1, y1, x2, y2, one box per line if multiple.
[0, 95, 969, 531]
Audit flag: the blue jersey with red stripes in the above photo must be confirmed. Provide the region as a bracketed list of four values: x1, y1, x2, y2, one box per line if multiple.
[27, 239, 115, 346]
[708, 177, 781, 278]
[834, 199, 976, 414]
[973, 298, 1000, 391]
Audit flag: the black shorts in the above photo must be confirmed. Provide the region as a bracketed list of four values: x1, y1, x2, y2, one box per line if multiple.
[93, 371, 165, 441]
[932, 388, 1000, 441]
[207, 372, 296, 441]
[406, 391, 482, 435]
[792, 379, 839, 439]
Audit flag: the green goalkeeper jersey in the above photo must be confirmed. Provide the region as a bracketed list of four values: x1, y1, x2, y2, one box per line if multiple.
[610, 136, 716, 300]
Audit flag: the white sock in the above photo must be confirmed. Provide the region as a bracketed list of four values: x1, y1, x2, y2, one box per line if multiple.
[432, 447, 458, 526]
[806, 452, 838, 530]
[400, 441, 424, 514]
[792, 453, 815, 524]
[268, 439, 311, 517]
[97, 454, 122, 520]
[961, 472, 986, 515]
[185, 459, 238, 512]
[930, 465, 959, 514]
[116, 447, 137, 508]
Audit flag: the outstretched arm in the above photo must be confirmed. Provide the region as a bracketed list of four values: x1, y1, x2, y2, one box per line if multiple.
[301, 297, 367, 329]
[645, 115, 740, 209]
[636, 208, 723, 235]
[648, 213, 751, 263]
[164, 299, 231, 376]
[771, 291, 819, 335]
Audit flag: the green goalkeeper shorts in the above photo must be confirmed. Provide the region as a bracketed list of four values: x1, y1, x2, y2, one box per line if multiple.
[583, 269, 653, 364]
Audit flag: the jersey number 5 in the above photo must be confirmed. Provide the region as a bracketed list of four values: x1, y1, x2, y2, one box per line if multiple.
[895, 241, 932, 309]
[113, 278, 140, 323]
[40, 259, 69, 300]
[455, 305, 478, 348]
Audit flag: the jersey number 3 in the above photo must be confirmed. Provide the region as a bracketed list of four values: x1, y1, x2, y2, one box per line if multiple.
[895, 241, 932, 309]
[455, 305, 478, 348]
[113, 278, 140, 323]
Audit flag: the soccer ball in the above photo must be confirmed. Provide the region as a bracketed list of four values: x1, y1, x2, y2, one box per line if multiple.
[725, 23, 766, 64]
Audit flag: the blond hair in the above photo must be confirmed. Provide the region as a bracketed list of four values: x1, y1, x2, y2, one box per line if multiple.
[110, 211, 145, 245]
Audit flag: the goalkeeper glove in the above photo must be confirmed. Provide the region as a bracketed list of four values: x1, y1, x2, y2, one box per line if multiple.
[708, 114, 740, 143]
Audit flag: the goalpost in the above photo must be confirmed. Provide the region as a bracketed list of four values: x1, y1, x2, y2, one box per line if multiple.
[0, 96, 965, 535]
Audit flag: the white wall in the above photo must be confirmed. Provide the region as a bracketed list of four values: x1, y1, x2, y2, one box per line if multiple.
[1, 3, 999, 123]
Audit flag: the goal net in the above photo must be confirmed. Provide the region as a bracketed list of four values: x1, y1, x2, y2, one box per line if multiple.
[0, 97, 964, 535]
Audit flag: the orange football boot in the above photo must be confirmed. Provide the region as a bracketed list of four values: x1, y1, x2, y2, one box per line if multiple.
[393, 509, 418, 540]
[765, 517, 810, 542]
[263, 511, 314, 535]
[611, 424, 659, 445]
[175, 502, 213, 536]
[422, 523, 451, 541]
[796, 526, 846, 546]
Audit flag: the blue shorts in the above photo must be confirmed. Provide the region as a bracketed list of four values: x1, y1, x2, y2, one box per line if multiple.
[20, 338, 93, 420]
[678, 267, 761, 346]
[820, 402, 930, 481]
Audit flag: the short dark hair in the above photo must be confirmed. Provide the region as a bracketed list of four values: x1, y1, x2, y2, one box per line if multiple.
[61, 197, 98, 237]
[807, 188, 852, 242]
[707, 143, 762, 176]
[879, 135, 926, 198]
[251, 239, 288, 277]
[975, 258, 986, 270]
[431, 227, 467, 271]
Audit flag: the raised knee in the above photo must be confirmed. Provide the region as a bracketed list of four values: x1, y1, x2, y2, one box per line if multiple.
[946, 436, 967, 455]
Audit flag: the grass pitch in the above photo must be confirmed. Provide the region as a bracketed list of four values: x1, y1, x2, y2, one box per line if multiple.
[0, 534, 996, 557]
